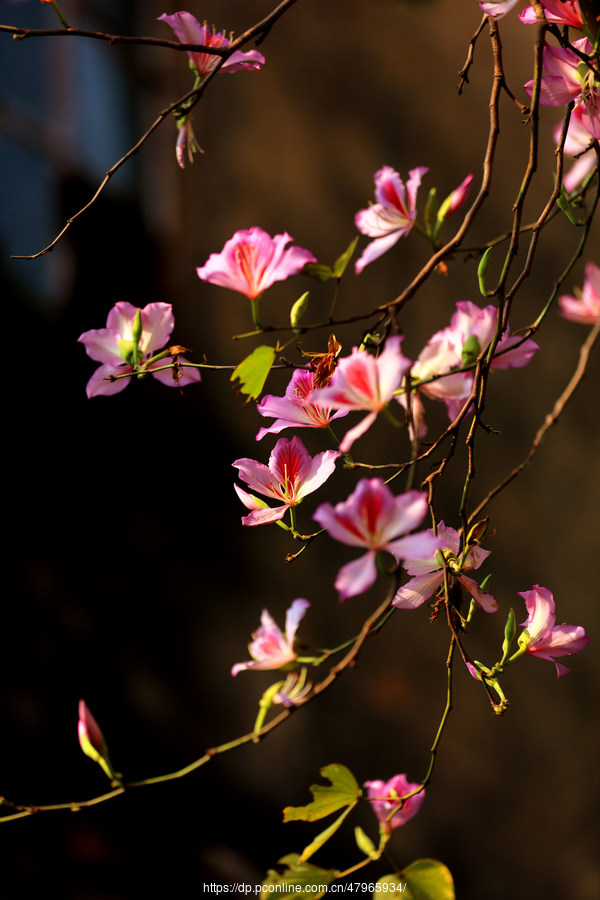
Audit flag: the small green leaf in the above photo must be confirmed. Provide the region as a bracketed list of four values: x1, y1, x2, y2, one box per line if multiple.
[283, 763, 361, 822]
[231, 345, 277, 401]
[261, 854, 336, 899]
[401, 859, 455, 900]
[354, 825, 378, 860]
[298, 804, 356, 862]
[375, 875, 409, 897]
[557, 186, 578, 225]
[332, 236, 359, 278]
[304, 262, 335, 283]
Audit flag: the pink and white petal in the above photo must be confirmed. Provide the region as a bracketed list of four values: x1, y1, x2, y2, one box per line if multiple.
[149, 360, 201, 387]
[375, 336, 412, 400]
[296, 449, 341, 499]
[393, 572, 443, 609]
[241, 504, 289, 526]
[157, 12, 205, 47]
[491, 335, 539, 369]
[379, 489, 429, 543]
[458, 574, 498, 613]
[525, 75, 580, 107]
[339, 411, 379, 452]
[285, 598, 311, 645]
[335, 552, 378, 601]
[259, 232, 316, 290]
[222, 48, 265, 73]
[233, 457, 282, 501]
[479, 0, 520, 17]
[518, 585, 555, 639]
[583, 261, 600, 300]
[78, 327, 122, 365]
[535, 623, 590, 657]
[106, 301, 140, 339]
[85, 364, 132, 398]
[355, 232, 403, 274]
[386, 530, 441, 564]
[140, 302, 175, 355]
[406, 166, 429, 209]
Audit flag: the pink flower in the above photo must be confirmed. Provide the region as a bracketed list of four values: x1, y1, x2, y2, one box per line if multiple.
[197, 228, 316, 300]
[524, 39, 600, 140]
[233, 436, 340, 526]
[78, 301, 201, 398]
[308, 336, 412, 452]
[392, 521, 498, 614]
[519, 1, 583, 27]
[231, 599, 310, 676]
[313, 479, 439, 601]
[478, 0, 520, 18]
[555, 105, 598, 194]
[364, 774, 425, 833]
[256, 368, 349, 441]
[354, 166, 428, 274]
[517, 585, 589, 677]
[405, 302, 538, 435]
[558, 261, 600, 324]
[158, 13, 265, 78]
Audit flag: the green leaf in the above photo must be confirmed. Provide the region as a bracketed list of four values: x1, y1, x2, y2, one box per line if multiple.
[304, 237, 359, 283]
[299, 804, 356, 862]
[261, 854, 337, 899]
[375, 875, 409, 897]
[231, 345, 277, 401]
[401, 859, 455, 900]
[304, 262, 335, 283]
[354, 825, 378, 860]
[283, 763, 361, 822]
[332, 236, 359, 278]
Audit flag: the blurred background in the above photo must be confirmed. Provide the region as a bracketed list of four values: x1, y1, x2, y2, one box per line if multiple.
[1, 0, 598, 897]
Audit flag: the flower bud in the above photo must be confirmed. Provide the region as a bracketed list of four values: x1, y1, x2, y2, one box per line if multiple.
[437, 174, 473, 222]
[78, 700, 122, 785]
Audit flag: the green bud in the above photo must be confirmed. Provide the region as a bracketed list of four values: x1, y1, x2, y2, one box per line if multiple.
[477, 246, 493, 296]
[290, 291, 309, 332]
[462, 334, 482, 366]
[466, 516, 489, 546]
[501, 608, 516, 661]
[117, 338, 137, 366]
[424, 187, 439, 240]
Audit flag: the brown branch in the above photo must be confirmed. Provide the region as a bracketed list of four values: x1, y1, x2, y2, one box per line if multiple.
[1, 24, 229, 55]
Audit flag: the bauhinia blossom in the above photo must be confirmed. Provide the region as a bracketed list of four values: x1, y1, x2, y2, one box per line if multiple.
[364, 774, 425, 833]
[313, 479, 440, 602]
[524, 38, 600, 140]
[517, 585, 589, 677]
[256, 368, 349, 441]
[308, 336, 412, 452]
[231, 599, 310, 676]
[157, 13, 265, 78]
[197, 227, 316, 327]
[233, 436, 340, 526]
[558, 261, 600, 324]
[354, 166, 428, 274]
[555, 104, 598, 195]
[404, 301, 538, 436]
[78, 302, 201, 398]
[392, 521, 498, 614]
[519, 1, 583, 27]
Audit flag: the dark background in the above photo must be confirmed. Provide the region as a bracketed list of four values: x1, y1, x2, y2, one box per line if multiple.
[1, 1, 599, 898]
